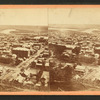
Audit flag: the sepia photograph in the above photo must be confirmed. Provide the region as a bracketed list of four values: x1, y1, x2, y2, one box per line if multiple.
[0, 5, 100, 95]
[48, 8, 100, 91]
[0, 8, 49, 92]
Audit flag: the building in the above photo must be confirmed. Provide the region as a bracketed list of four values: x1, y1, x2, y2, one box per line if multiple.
[12, 47, 30, 58]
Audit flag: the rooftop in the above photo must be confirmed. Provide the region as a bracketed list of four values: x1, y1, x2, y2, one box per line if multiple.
[13, 47, 29, 51]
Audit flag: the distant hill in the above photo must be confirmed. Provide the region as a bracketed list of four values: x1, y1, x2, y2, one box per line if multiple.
[49, 24, 100, 31]
[49, 24, 100, 37]
[0, 25, 48, 34]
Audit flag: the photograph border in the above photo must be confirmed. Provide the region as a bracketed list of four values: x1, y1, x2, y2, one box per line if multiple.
[0, 5, 100, 95]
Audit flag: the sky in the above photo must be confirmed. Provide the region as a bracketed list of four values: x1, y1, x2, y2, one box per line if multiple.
[48, 8, 100, 25]
[0, 8, 48, 26]
[0, 8, 100, 25]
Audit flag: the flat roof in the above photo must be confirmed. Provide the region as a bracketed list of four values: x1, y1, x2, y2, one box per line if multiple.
[13, 47, 29, 51]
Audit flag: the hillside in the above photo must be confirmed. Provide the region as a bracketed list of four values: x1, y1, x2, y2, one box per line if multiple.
[0, 25, 48, 35]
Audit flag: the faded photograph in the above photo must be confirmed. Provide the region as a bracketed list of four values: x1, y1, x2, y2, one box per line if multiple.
[0, 8, 49, 92]
[1, 7, 100, 93]
[48, 8, 100, 91]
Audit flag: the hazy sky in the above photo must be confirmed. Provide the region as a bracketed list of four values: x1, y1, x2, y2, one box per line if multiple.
[0, 8, 48, 26]
[0, 8, 100, 25]
[48, 8, 100, 25]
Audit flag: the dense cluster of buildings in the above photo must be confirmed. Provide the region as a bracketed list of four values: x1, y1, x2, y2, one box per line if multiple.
[49, 30, 100, 91]
[0, 33, 50, 91]
[1, 28, 100, 91]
